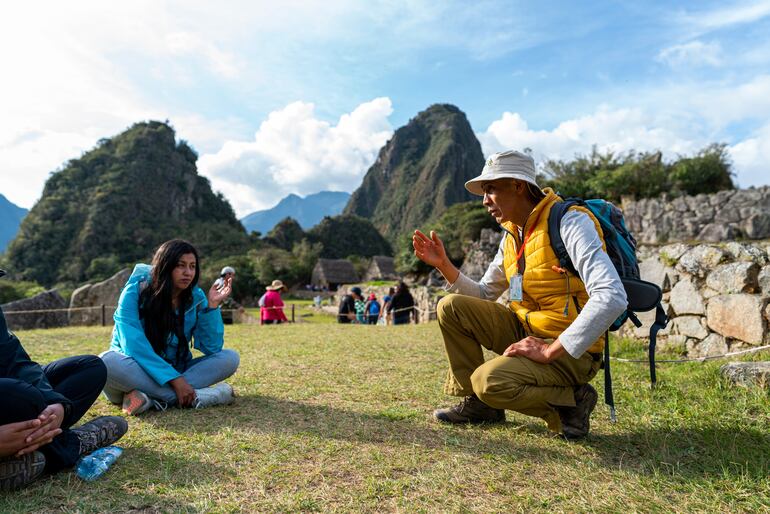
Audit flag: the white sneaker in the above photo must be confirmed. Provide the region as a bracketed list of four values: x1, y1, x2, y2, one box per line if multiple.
[193, 383, 235, 409]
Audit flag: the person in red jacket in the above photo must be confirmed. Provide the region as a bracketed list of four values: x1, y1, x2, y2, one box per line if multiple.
[261, 280, 289, 325]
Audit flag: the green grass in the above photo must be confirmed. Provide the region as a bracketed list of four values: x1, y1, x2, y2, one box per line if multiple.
[2, 323, 769, 513]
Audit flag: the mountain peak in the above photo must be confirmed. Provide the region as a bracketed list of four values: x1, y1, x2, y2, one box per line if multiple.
[241, 190, 351, 234]
[344, 104, 484, 241]
[4, 120, 246, 286]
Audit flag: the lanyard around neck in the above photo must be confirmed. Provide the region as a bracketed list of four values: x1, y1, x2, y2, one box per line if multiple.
[515, 209, 543, 262]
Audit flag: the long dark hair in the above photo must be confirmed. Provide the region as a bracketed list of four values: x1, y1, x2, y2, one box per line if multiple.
[139, 239, 200, 357]
[393, 281, 411, 299]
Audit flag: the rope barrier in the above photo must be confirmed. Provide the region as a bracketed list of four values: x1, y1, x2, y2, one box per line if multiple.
[613, 343, 770, 364]
[2, 306, 112, 315]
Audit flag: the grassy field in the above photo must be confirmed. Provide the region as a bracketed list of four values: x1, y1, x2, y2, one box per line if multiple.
[1, 322, 768, 513]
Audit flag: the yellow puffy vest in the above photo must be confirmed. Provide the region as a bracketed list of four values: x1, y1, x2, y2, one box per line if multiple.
[501, 188, 606, 354]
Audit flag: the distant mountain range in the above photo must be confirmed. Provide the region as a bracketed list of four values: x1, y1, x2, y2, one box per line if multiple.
[0, 194, 27, 254]
[240, 191, 351, 235]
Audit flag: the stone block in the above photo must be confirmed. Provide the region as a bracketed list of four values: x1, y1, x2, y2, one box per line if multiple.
[676, 245, 728, 278]
[659, 334, 688, 354]
[669, 278, 705, 315]
[720, 362, 770, 388]
[639, 258, 666, 288]
[760, 266, 770, 295]
[705, 262, 759, 294]
[671, 315, 709, 339]
[706, 294, 767, 344]
[714, 207, 741, 224]
[723, 242, 768, 265]
[695, 223, 736, 242]
[1, 290, 68, 330]
[672, 196, 689, 212]
[743, 213, 770, 239]
[686, 333, 728, 358]
[69, 268, 131, 325]
[659, 243, 689, 265]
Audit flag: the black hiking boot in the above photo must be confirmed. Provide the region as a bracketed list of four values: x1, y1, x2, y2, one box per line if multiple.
[433, 394, 506, 424]
[72, 416, 128, 456]
[0, 451, 46, 491]
[557, 383, 598, 440]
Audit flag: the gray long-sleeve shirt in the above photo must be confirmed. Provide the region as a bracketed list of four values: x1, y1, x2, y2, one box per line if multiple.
[446, 210, 627, 358]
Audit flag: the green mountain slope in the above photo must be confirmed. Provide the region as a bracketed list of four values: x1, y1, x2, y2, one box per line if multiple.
[344, 104, 485, 241]
[5, 121, 248, 286]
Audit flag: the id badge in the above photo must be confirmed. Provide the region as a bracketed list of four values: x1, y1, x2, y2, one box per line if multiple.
[509, 274, 523, 302]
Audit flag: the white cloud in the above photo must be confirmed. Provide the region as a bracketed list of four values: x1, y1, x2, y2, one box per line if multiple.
[479, 101, 770, 188]
[729, 121, 770, 187]
[657, 40, 723, 68]
[477, 106, 700, 166]
[198, 98, 394, 216]
[681, 0, 770, 31]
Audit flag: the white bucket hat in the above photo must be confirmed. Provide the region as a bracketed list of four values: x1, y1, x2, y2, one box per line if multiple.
[465, 150, 539, 196]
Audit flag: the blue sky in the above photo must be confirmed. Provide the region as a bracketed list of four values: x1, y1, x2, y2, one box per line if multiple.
[1, 0, 769, 216]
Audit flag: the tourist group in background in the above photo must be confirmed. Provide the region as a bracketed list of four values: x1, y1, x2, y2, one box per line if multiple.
[336, 283, 415, 325]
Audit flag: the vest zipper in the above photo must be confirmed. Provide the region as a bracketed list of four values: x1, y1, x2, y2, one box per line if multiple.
[562, 273, 571, 317]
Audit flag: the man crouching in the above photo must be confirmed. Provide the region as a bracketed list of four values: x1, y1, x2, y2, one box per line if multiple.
[412, 150, 626, 440]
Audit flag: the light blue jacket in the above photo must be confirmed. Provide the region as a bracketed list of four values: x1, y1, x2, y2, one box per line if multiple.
[109, 264, 225, 385]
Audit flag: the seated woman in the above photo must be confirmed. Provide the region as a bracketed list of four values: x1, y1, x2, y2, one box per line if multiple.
[101, 240, 240, 415]
[0, 270, 127, 491]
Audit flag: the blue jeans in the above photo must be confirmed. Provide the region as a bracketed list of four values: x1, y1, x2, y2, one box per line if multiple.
[100, 349, 240, 405]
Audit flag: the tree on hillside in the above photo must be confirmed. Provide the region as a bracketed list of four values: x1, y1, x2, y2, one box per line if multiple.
[541, 144, 734, 202]
[308, 214, 392, 259]
[263, 217, 305, 251]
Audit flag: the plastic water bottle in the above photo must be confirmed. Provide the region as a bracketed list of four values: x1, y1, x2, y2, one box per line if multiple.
[75, 446, 124, 481]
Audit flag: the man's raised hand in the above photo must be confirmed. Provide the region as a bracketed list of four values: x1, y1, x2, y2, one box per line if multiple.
[412, 230, 448, 268]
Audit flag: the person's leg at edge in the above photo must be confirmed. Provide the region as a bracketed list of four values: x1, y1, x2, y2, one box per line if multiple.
[42, 355, 107, 428]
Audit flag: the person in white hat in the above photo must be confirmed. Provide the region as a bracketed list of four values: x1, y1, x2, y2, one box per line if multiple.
[412, 150, 627, 440]
[214, 266, 236, 292]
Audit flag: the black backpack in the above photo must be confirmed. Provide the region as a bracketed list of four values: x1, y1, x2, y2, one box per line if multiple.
[548, 198, 668, 421]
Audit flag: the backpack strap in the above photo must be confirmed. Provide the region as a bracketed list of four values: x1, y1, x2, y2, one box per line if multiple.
[647, 303, 668, 388]
[547, 199, 580, 275]
[603, 330, 617, 423]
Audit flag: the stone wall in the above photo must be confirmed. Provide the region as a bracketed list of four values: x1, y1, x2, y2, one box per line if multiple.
[622, 186, 770, 244]
[624, 241, 770, 356]
[1, 290, 68, 330]
[69, 268, 131, 326]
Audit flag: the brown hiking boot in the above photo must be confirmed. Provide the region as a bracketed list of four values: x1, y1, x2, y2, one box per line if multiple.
[557, 383, 598, 440]
[433, 394, 506, 424]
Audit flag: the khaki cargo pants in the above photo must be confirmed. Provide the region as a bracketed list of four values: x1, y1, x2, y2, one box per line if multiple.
[437, 294, 601, 432]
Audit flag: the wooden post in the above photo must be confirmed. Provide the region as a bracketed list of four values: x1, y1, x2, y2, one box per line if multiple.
[291, 304, 295, 323]
[101, 304, 106, 326]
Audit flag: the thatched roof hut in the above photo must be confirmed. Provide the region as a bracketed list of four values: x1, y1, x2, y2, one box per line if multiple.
[363, 256, 398, 281]
[311, 259, 359, 290]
